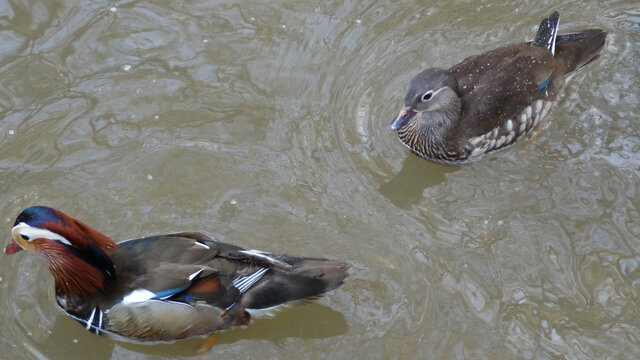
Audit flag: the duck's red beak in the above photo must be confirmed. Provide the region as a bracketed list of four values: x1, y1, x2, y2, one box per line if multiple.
[5, 239, 23, 254]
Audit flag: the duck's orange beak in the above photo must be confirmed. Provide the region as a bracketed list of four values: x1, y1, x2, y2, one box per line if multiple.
[5, 239, 23, 254]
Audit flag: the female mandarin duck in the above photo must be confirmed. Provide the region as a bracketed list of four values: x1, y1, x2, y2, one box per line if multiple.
[5, 206, 349, 342]
[390, 11, 607, 164]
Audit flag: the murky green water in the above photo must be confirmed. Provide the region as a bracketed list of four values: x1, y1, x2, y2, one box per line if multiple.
[1, 0, 639, 359]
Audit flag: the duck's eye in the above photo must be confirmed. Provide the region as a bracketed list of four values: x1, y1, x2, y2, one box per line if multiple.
[20, 233, 31, 241]
[421, 91, 434, 101]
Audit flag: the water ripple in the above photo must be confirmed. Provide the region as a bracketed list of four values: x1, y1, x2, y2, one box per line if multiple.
[1, 0, 639, 359]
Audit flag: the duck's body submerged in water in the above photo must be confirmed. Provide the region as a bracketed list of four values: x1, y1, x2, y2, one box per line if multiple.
[390, 11, 607, 165]
[5, 206, 349, 342]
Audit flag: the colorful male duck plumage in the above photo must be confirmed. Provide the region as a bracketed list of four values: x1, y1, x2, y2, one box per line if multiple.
[390, 11, 607, 164]
[6, 206, 349, 342]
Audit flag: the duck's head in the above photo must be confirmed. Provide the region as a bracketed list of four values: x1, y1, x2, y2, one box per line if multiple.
[6, 206, 117, 297]
[390, 68, 460, 131]
[7, 206, 116, 254]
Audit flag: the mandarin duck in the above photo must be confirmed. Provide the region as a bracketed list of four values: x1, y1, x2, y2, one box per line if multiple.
[5, 206, 349, 342]
[390, 11, 607, 164]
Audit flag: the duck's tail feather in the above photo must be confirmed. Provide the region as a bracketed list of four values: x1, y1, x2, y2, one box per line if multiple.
[533, 11, 560, 55]
[241, 256, 349, 310]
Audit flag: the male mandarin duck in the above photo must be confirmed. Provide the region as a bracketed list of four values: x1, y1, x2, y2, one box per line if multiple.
[5, 206, 349, 342]
[390, 11, 607, 164]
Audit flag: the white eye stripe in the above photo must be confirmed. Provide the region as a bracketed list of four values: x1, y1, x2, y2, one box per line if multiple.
[421, 87, 446, 102]
[434, 87, 447, 96]
[12, 222, 73, 246]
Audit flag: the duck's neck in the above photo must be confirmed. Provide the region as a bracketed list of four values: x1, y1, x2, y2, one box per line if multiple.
[398, 100, 461, 160]
[40, 240, 117, 298]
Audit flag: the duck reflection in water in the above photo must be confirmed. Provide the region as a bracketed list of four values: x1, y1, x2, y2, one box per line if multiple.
[379, 155, 459, 209]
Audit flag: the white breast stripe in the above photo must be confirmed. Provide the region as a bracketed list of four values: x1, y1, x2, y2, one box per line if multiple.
[60, 308, 114, 337]
[97, 308, 103, 330]
[85, 308, 96, 330]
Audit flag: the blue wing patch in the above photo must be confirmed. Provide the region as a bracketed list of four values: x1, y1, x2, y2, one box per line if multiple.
[538, 75, 552, 90]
